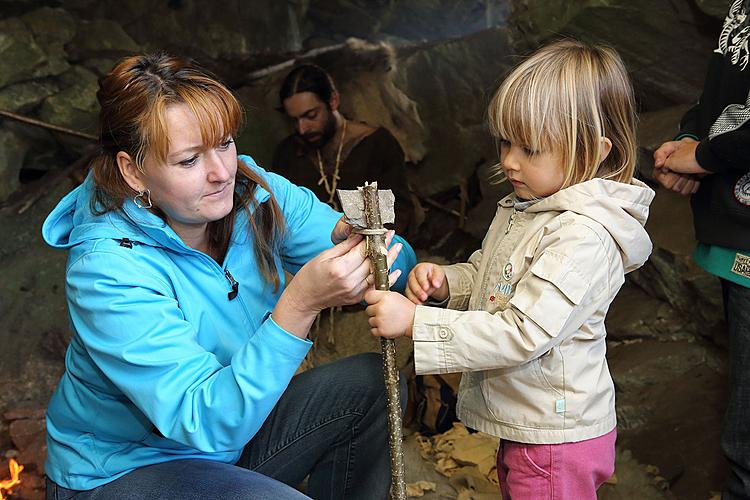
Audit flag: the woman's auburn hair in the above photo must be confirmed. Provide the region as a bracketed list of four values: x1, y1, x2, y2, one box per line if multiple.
[488, 39, 637, 188]
[92, 53, 286, 291]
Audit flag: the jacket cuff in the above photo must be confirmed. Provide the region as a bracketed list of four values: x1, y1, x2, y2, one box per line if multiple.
[442, 265, 471, 310]
[674, 132, 700, 141]
[412, 305, 457, 374]
[261, 311, 313, 360]
[695, 138, 728, 174]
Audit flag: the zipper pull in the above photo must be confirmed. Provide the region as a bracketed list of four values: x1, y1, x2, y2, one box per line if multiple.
[224, 269, 239, 300]
[505, 210, 516, 235]
[117, 238, 134, 248]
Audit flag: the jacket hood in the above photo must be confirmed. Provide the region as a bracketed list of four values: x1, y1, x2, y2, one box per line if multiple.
[526, 178, 655, 273]
[42, 173, 182, 252]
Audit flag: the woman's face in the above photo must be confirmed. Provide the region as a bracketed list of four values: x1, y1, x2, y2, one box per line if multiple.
[138, 103, 238, 241]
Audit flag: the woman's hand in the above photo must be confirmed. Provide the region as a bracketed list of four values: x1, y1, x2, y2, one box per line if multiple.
[288, 234, 369, 312]
[273, 234, 367, 337]
[405, 263, 448, 304]
[273, 231, 403, 338]
[364, 290, 415, 339]
[357, 230, 405, 297]
[331, 216, 352, 244]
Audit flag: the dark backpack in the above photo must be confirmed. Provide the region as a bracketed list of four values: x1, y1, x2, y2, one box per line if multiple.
[403, 354, 461, 435]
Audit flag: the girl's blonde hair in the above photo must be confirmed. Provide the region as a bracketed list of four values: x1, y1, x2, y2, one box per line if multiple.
[488, 39, 637, 187]
[93, 53, 286, 290]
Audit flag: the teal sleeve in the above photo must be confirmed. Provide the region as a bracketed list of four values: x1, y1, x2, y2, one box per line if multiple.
[66, 251, 311, 453]
[391, 234, 416, 293]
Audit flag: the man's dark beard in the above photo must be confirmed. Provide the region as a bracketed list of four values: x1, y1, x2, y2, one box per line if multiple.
[298, 114, 337, 150]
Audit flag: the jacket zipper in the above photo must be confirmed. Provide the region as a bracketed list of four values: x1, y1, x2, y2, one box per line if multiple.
[478, 209, 518, 306]
[505, 209, 517, 234]
[224, 269, 239, 300]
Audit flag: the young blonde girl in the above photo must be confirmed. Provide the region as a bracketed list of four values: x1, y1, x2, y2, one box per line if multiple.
[365, 39, 655, 499]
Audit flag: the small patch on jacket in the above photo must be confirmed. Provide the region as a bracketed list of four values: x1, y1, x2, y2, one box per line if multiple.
[489, 282, 513, 302]
[734, 172, 750, 206]
[732, 252, 750, 278]
[502, 262, 513, 281]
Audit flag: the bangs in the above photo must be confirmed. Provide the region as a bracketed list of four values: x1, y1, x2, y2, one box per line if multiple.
[488, 62, 565, 155]
[183, 84, 242, 148]
[140, 80, 243, 166]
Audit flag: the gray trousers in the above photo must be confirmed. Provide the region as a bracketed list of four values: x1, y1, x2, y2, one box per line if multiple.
[721, 279, 750, 500]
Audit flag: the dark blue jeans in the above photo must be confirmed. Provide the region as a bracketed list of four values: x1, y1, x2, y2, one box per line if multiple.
[721, 279, 750, 500]
[46, 352, 398, 500]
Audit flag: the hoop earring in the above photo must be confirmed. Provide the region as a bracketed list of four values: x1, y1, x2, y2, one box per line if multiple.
[133, 189, 152, 209]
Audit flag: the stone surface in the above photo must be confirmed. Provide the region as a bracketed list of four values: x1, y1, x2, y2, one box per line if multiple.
[0, 128, 29, 203]
[21, 7, 76, 47]
[508, 0, 719, 111]
[67, 0, 306, 60]
[66, 18, 140, 61]
[629, 247, 725, 342]
[307, 0, 508, 44]
[0, 177, 71, 415]
[608, 337, 727, 499]
[38, 65, 99, 135]
[0, 17, 48, 88]
[8, 418, 44, 455]
[329, 41, 427, 163]
[395, 28, 512, 199]
[0, 80, 59, 114]
[507, 0, 596, 46]
[21, 6, 76, 78]
[3, 409, 45, 421]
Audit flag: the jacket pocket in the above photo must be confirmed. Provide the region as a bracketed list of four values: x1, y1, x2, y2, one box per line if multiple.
[536, 347, 564, 398]
[480, 358, 561, 426]
[510, 251, 591, 337]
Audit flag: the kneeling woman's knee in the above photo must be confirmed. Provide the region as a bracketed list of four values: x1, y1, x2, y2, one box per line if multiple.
[336, 352, 409, 418]
[350, 353, 408, 413]
[340, 352, 386, 395]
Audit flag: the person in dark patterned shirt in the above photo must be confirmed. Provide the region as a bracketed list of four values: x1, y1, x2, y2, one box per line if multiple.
[653, 2, 750, 497]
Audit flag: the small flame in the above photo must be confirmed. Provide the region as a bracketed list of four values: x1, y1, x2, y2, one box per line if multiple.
[0, 459, 23, 500]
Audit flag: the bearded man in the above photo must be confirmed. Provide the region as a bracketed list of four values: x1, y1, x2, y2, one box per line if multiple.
[272, 64, 413, 234]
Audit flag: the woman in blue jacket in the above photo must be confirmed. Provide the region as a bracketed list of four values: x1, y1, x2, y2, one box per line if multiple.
[41, 53, 416, 499]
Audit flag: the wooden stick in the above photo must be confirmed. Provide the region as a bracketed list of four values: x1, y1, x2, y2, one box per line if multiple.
[361, 183, 406, 500]
[243, 43, 347, 82]
[418, 193, 462, 218]
[0, 110, 98, 141]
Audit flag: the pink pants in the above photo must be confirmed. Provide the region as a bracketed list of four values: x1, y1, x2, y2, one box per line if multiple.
[497, 428, 616, 499]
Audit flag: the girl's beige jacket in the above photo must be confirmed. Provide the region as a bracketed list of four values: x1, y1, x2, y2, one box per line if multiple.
[412, 178, 655, 444]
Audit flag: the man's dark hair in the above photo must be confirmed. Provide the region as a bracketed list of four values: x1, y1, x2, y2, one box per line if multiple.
[279, 64, 337, 109]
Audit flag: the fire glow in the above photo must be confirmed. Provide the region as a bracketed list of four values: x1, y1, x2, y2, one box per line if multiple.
[0, 459, 23, 500]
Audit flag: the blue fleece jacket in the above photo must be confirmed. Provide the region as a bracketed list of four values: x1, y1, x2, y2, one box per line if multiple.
[41, 155, 416, 490]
